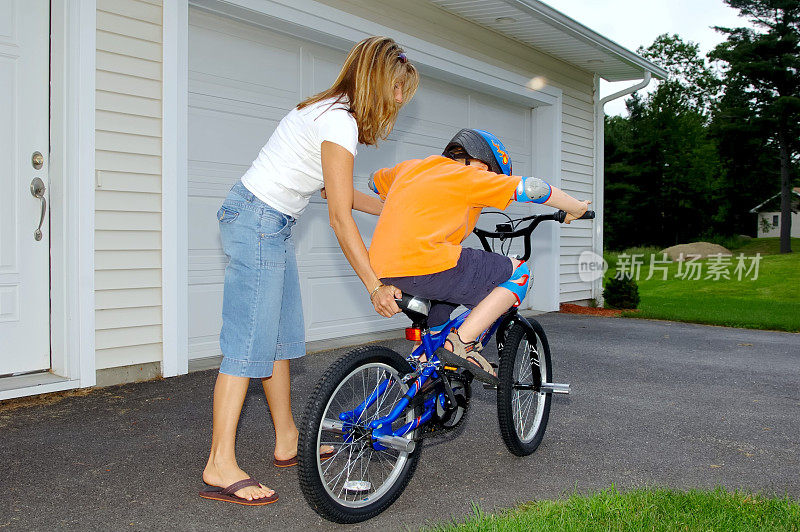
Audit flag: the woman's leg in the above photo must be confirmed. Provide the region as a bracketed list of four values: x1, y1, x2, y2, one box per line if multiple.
[203, 373, 275, 500]
[261, 360, 299, 461]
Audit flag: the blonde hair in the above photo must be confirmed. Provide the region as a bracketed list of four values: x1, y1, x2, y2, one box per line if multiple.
[298, 36, 419, 146]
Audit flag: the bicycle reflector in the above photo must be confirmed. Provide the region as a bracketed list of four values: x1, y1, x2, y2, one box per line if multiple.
[405, 328, 422, 342]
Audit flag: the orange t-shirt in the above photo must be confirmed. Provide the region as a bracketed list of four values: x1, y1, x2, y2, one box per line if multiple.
[369, 155, 519, 278]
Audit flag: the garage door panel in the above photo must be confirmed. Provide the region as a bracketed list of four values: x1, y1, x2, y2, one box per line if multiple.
[190, 23, 301, 98]
[188, 162, 245, 199]
[405, 78, 471, 121]
[188, 249, 225, 286]
[188, 195, 224, 252]
[189, 76, 298, 118]
[301, 273, 406, 341]
[470, 95, 530, 153]
[354, 141, 400, 178]
[294, 201, 378, 257]
[293, 203, 340, 257]
[187, 10, 536, 360]
[307, 49, 346, 96]
[189, 106, 278, 167]
[188, 284, 223, 336]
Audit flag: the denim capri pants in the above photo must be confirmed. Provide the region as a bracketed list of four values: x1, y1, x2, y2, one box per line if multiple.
[217, 181, 306, 378]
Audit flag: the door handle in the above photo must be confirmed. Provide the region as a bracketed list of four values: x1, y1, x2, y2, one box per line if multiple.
[30, 177, 46, 241]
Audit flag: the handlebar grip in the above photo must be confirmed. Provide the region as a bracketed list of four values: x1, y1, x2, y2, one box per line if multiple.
[555, 210, 595, 222]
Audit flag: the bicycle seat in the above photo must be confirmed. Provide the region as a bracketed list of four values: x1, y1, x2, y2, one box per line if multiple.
[395, 292, 431, 326]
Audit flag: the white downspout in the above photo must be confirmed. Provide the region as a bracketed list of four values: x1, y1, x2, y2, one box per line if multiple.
[592, 71, 652, 305]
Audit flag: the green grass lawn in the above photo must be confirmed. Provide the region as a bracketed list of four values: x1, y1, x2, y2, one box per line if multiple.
[603, 238, 800, 332]
[429, 488, 800, 531]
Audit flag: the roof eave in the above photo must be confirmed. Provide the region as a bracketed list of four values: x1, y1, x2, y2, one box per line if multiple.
[502, 0, 669, 81]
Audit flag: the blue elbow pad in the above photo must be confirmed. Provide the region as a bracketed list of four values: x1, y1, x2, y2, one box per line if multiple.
[514, 177, 552, 204]
[499, 261, 531, 307]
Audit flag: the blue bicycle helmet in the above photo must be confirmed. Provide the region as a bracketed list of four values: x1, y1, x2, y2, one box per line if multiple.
[442, 128, 512, 176]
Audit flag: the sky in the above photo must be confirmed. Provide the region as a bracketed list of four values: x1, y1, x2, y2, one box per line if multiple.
[544, 0, 752, 115]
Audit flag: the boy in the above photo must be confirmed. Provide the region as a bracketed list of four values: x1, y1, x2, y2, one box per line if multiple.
[368, 129, 590, 383]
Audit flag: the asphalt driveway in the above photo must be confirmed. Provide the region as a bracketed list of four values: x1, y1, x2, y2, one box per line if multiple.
[1, 313, 798, 531]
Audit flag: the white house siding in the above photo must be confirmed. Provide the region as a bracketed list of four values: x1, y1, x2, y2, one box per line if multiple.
[316, 0, 597, 303]
[756, 212, 800, 238]
[94, 0, 163, 371]
[559, 93, 595, 302]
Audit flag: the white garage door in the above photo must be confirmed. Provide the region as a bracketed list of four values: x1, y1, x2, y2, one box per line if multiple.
[187, 9, 534, 361]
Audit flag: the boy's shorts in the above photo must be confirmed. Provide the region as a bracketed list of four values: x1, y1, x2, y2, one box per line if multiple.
[382, 247, 513, 327]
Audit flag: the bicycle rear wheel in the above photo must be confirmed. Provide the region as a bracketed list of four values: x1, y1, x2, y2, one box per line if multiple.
[496, 320, 552, 456]
[298, 346, 422, 523]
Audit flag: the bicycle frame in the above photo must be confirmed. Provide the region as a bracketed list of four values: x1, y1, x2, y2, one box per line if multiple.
[337, 306, 517, 451]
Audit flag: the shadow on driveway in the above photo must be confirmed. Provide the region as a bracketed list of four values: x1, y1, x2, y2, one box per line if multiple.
[1, 313, 798, 531]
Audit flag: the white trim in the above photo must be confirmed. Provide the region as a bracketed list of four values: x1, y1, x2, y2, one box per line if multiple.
[162, 0, 189, 378]
[530, 96, 562, 312]
[749, 189, 800, 213]
[73, 0, 97, 388]
[190, 0, 561, 107]
[11, 0, 96, 399]
[592, 72, 652, 305]
[592, 73, 603, 304]
[0, 377, 81, 401]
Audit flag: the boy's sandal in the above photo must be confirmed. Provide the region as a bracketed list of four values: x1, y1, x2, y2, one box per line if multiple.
[437, 330, 499, 385]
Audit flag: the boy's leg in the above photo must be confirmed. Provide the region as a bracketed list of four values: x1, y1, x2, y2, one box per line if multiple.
[455, 258, 521, 343]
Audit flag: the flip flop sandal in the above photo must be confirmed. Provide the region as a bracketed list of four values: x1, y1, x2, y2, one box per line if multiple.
[273, 448, 336, 467]
[437, 330, 499, 386]
[199, 478, 278, 506]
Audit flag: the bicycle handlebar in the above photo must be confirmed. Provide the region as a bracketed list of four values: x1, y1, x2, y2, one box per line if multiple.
[472, 209, 595, 262]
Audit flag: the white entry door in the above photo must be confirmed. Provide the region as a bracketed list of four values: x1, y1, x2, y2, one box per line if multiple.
[0, 0, 51, 375]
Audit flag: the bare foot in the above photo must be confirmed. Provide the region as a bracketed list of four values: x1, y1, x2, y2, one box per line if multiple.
[203, 459, 274, 501]
[274, 427, 334, 461]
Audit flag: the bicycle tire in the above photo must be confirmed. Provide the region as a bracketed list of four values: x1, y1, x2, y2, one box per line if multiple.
[496, 320, 552, 456]
[297, 346, 423, 523]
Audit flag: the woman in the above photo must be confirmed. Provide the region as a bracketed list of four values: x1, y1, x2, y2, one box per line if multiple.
[200, 37, 419, 505]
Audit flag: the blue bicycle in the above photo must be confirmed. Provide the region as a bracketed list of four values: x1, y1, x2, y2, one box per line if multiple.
[298, 209, 594, 523]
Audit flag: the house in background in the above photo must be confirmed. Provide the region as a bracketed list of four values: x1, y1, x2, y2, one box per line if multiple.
[1, 0, 665, 400]
[749, 187, 800, 238]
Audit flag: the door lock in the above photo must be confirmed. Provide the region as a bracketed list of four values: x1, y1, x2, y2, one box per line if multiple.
[32, 151, 44, 170]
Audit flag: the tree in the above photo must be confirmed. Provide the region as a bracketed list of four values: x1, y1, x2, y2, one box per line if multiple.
[711, 0, 800, 253]
[708, 71, 781, 236]
[637, 33, 721, 116]
[604, 35, 723, 249]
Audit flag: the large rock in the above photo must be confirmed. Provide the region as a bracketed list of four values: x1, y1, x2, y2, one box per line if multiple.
[660, 242, 733, 261]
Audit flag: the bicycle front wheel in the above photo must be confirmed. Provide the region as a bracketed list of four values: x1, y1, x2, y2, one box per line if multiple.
[297, 346, 422, 523]
[496, 320, 552, 456]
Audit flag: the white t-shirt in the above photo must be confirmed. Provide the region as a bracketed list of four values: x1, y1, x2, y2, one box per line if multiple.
[241, 97, 359, 218]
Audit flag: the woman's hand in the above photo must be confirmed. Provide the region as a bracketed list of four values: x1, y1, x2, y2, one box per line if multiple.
[564, 200, 591, 224]
[370, 284, 402, 318]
